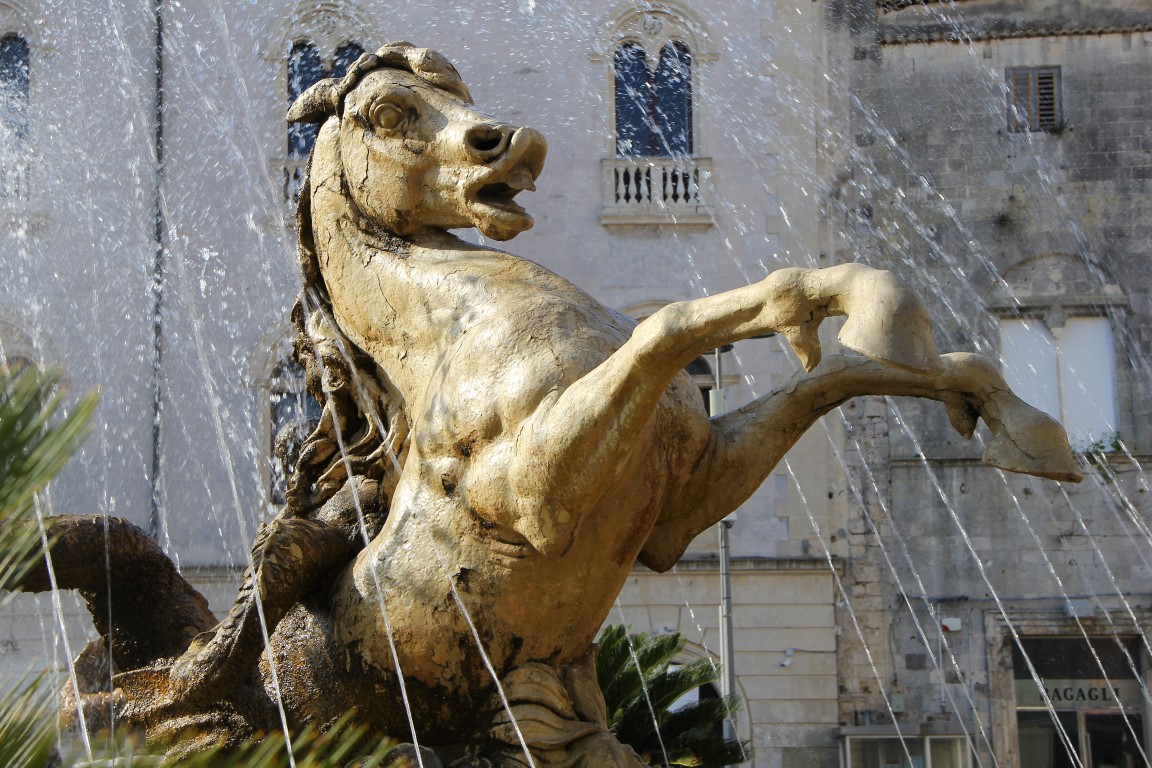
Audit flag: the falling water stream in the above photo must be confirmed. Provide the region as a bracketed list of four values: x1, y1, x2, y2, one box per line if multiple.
[5, 0, 1151, 766]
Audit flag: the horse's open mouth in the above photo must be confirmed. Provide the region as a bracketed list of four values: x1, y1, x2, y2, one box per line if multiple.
[474, 179, 534, 215]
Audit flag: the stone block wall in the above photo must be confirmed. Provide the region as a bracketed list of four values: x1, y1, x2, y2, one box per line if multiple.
[615, 561, 841, 768]
[829, 1, 1152, 763]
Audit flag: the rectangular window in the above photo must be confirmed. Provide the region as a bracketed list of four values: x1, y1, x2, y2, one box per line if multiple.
[842, 736, 973, 768]
[999, 316, 1116, 450]
[1007, 66, 1062, 133]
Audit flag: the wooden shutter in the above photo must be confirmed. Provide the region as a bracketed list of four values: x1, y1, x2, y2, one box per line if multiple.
[1035, 67, 1060, 129]
[1007, 66, 1061, 132]
[1007, 68, 1031, 132]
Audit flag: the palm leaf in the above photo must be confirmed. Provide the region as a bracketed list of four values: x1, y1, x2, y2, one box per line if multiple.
[597, 625, 751, 767]
[0, 673, 57, 768]
[60, 711, 398, 767]
[0, 367, 97, 596]
[0, 367, 94, 768]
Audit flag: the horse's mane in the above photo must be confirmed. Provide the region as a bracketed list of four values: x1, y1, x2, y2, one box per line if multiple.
[278, 42, 465, 517]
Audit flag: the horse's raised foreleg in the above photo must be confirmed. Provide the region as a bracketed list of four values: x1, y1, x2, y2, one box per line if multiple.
[505, 264, 941, 556]
[638, 353, 1083, 571]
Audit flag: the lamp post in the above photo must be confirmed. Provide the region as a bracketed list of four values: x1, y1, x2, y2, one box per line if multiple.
[710, 345, 738, 754]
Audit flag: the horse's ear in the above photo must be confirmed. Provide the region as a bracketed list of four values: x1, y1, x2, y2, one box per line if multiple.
[287, 78, 341, 124]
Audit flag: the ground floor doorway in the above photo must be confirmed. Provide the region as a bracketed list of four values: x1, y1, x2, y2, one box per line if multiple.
[1014, 636, 1146, 768]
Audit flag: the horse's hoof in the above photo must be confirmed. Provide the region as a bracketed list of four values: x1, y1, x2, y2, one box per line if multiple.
[982, 403, 1083, 483]
[780, 322, 823, 372]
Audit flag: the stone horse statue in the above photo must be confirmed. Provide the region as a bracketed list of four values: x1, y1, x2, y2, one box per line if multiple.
[15, 43, 1082, 766]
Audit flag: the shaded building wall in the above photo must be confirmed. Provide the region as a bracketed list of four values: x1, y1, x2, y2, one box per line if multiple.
[832, 0, 1152, 764]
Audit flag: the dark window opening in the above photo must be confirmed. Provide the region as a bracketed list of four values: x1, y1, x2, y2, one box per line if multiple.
[614, 41, 692, 157]
[1007, 66, 1061, 133]
[1012, 636, 1140, 681]
[0, 34, 30, 149]
[269, 357, 322, 505]
[1017, 710, 1081, 768]
[287, 40, 364, 158]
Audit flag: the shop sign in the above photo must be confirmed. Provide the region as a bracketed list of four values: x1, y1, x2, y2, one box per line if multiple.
[1015, 679, 1143, 709]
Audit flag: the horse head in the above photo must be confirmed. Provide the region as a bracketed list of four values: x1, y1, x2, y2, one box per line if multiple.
[288, 42, 547, 242]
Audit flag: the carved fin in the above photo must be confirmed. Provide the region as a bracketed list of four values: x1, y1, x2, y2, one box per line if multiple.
[780, 323, 822, 372]
[946, 399, 980, 439]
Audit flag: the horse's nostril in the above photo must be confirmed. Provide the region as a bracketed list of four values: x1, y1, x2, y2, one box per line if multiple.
[467, 124, 509, 156]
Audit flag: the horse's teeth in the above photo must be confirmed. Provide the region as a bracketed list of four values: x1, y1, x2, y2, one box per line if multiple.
[506, 171, 536, 192]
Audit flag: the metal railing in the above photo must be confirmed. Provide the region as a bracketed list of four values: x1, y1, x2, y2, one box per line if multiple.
[0, 159, 29, 201]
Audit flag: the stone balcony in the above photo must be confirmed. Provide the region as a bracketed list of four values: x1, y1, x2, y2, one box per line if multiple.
[0, 159, 29, 201]
[0, 159, 46, 230]
[600, 156, 714, 228]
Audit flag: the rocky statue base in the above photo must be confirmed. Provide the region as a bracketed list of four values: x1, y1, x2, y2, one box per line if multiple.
[13, 43, 1082, 766]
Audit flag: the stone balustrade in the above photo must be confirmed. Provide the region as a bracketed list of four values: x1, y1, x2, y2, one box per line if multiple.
[600, 156, 713, 227]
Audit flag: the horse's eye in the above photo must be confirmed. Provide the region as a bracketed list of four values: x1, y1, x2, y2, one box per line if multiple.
[369, 102, 407, 132]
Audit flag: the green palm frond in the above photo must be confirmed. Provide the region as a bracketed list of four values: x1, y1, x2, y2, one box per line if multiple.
[59, 711, 398, 767]
[597, 625, 751, 767]
[0, 367, 97, 517]
[0, 366, 97, 768]
[156, 713, 397, 767]
[0, 366, 97, 596]
[0, 366, 401, 767]
[0, 673, 57, 768]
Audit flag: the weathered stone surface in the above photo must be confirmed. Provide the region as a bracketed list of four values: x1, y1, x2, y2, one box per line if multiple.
[11, 42, 1081, 765]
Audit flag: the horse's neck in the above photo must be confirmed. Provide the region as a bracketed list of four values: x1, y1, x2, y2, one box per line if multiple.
[308, 181, 489, 394]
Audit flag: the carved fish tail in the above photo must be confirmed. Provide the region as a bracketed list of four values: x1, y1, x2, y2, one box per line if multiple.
[10, 515, 216, 671]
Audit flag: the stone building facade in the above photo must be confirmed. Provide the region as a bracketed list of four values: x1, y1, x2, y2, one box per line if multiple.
[828, 1, 1152, 766]
[0, 0, 1149, 766]
[0, 0, 842, 764]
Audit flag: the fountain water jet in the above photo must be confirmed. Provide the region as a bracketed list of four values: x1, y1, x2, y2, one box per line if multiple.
[7, 40, 1083, 766]
[4, 3, 1147, 764]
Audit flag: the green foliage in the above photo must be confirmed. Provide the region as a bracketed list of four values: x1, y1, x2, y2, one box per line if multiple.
[597, 624, 750, 767]
[1081, 433, 1123, 485]
[0, 367, 97, 596]
[0, 674, 57, 768]
[0, 366, 96, 768]
[63, 713, 397, 767]
[0, 367, 403, 767]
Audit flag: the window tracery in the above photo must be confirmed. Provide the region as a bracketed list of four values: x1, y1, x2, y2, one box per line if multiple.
[596, 2, 716, 226]
[287, 39, 363, 159]
[268, 2, 377, 210]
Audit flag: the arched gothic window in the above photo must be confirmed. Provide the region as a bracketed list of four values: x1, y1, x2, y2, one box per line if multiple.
[614, 40, 691, 158]
[268, 355, 321, 505]
[0, 33, 28, 145]
[598, 4, 714, 225]
[0, 33, 29, 200]
[287, 40, 363, 159]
